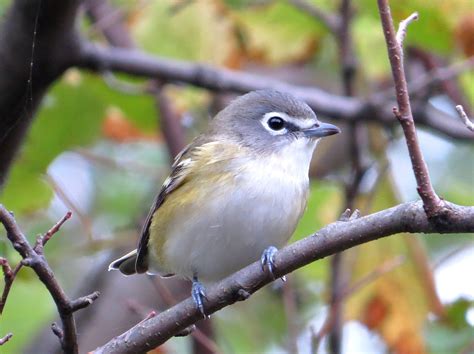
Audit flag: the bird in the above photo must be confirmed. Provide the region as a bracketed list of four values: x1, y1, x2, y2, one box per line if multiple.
[109, 89, 340, 315]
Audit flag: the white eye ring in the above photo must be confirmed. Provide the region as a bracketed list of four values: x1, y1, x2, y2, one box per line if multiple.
[261, 112, 289, 135]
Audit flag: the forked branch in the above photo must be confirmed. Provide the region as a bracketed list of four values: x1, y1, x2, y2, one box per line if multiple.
[0, 206, 99, 354]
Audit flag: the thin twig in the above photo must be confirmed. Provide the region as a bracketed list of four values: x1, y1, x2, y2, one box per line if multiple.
[35, 211, 72, 253]
[377, 1, 443, 217]
[375, 56, 474, 102]
[330, 1, 359, 351]
[0, 332, 13, 345]
[0, 205, 100, 354]
[395, 12, 418, 47]
[0, 259, 23, 314]
[455, 105, 474, 132]
[77, 43, 474, 141]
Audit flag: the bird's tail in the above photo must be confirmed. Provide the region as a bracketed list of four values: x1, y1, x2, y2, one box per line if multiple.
[108, 250, 138, 275]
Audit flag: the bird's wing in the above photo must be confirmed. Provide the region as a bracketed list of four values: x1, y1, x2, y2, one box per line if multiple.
[135, 141, 197, 273]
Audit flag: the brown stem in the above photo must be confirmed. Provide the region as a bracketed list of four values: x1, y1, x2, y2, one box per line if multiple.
[0, 259, 23, 314]
[0, 205, 99, 354]
[377, 1, 443, 217]
[330, 1, 359, 351]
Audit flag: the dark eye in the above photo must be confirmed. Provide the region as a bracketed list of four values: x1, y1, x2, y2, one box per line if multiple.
[267, 116, 285, 131]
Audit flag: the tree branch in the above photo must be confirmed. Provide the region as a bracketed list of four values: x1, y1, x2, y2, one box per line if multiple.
[0, 206, 99, 354]
[94, 201, 474, 354]
[0, 0, 83, 187]
[377, 2, 444, 217]
[77, 43, 474, 141]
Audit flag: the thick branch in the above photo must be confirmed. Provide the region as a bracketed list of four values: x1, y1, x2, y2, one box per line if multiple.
[94, 201, 474, 354]
[377, 2, 443, 217]
[0, 0, 83, 187]
[0, 206, 99, 354]
[77, 43, 474, 141]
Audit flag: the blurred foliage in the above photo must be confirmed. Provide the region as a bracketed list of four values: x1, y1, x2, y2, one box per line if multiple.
[0, 0, 473, 353]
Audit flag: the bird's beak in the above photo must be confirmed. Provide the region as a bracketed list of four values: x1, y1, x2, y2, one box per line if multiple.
[303, 122, 341, 138]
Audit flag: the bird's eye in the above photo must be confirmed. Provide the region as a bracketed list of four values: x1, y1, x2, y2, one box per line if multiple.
[267, 116, 285, 131]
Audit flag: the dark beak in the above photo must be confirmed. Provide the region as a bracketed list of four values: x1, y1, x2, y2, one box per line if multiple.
[303, 122, 341, 138]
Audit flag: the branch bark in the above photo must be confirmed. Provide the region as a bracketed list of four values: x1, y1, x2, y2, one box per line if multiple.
[0, 0, 83, 187]
[77, 43, 474, 141]
[377, 2, 444, 217]
[0, 206, 99, 354]
[94, 201, 474, 354]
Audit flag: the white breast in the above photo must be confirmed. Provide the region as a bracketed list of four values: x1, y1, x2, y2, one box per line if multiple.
[161, 138, 318, 282]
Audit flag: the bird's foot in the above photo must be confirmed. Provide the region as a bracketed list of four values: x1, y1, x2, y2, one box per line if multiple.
[192, 276, 207, 318]
[261, 246, 279, 279]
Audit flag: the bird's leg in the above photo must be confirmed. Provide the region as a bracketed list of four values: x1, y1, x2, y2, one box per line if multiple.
[261, 246, 279, 279]
[191, 275, 207, 317]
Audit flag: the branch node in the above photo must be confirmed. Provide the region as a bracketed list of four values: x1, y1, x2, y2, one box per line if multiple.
[350, 209, 361, 220]
[392, 106, 401, 119]
[236, 288, 251, 301]
[455, 105, 474, 132]
[175, 324, 196, 337]
[69, 291, 100, 313]
[51, 322, 64, 339]
[339, 208, 352, 221]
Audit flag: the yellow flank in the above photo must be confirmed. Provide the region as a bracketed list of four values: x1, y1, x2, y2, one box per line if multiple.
[147, 141, 247, 274]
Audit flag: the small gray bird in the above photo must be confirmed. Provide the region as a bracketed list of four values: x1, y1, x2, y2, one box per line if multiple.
[109, 90, 340, 314]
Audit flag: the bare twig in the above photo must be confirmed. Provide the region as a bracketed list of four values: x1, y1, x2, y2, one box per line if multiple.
[35, 211, 72, 253]
[77, 43, 474, 141]
[0, 205, 100, 354]
[0, 332, 13, 345]
[0, 259, 23, 314]
[330, 1, 359, 351]
[94, 200, 474, 354]
[377, 1, 443, 217]
[395, 12, 418, 48]
[455, 105, 474, 132]
[375, 56, 474, 102]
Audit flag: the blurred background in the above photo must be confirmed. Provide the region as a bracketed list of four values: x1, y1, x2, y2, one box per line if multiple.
[0, 0, 473, 353]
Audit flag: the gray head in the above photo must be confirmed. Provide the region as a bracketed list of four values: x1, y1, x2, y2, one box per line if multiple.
[210, 90, 340, 153]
